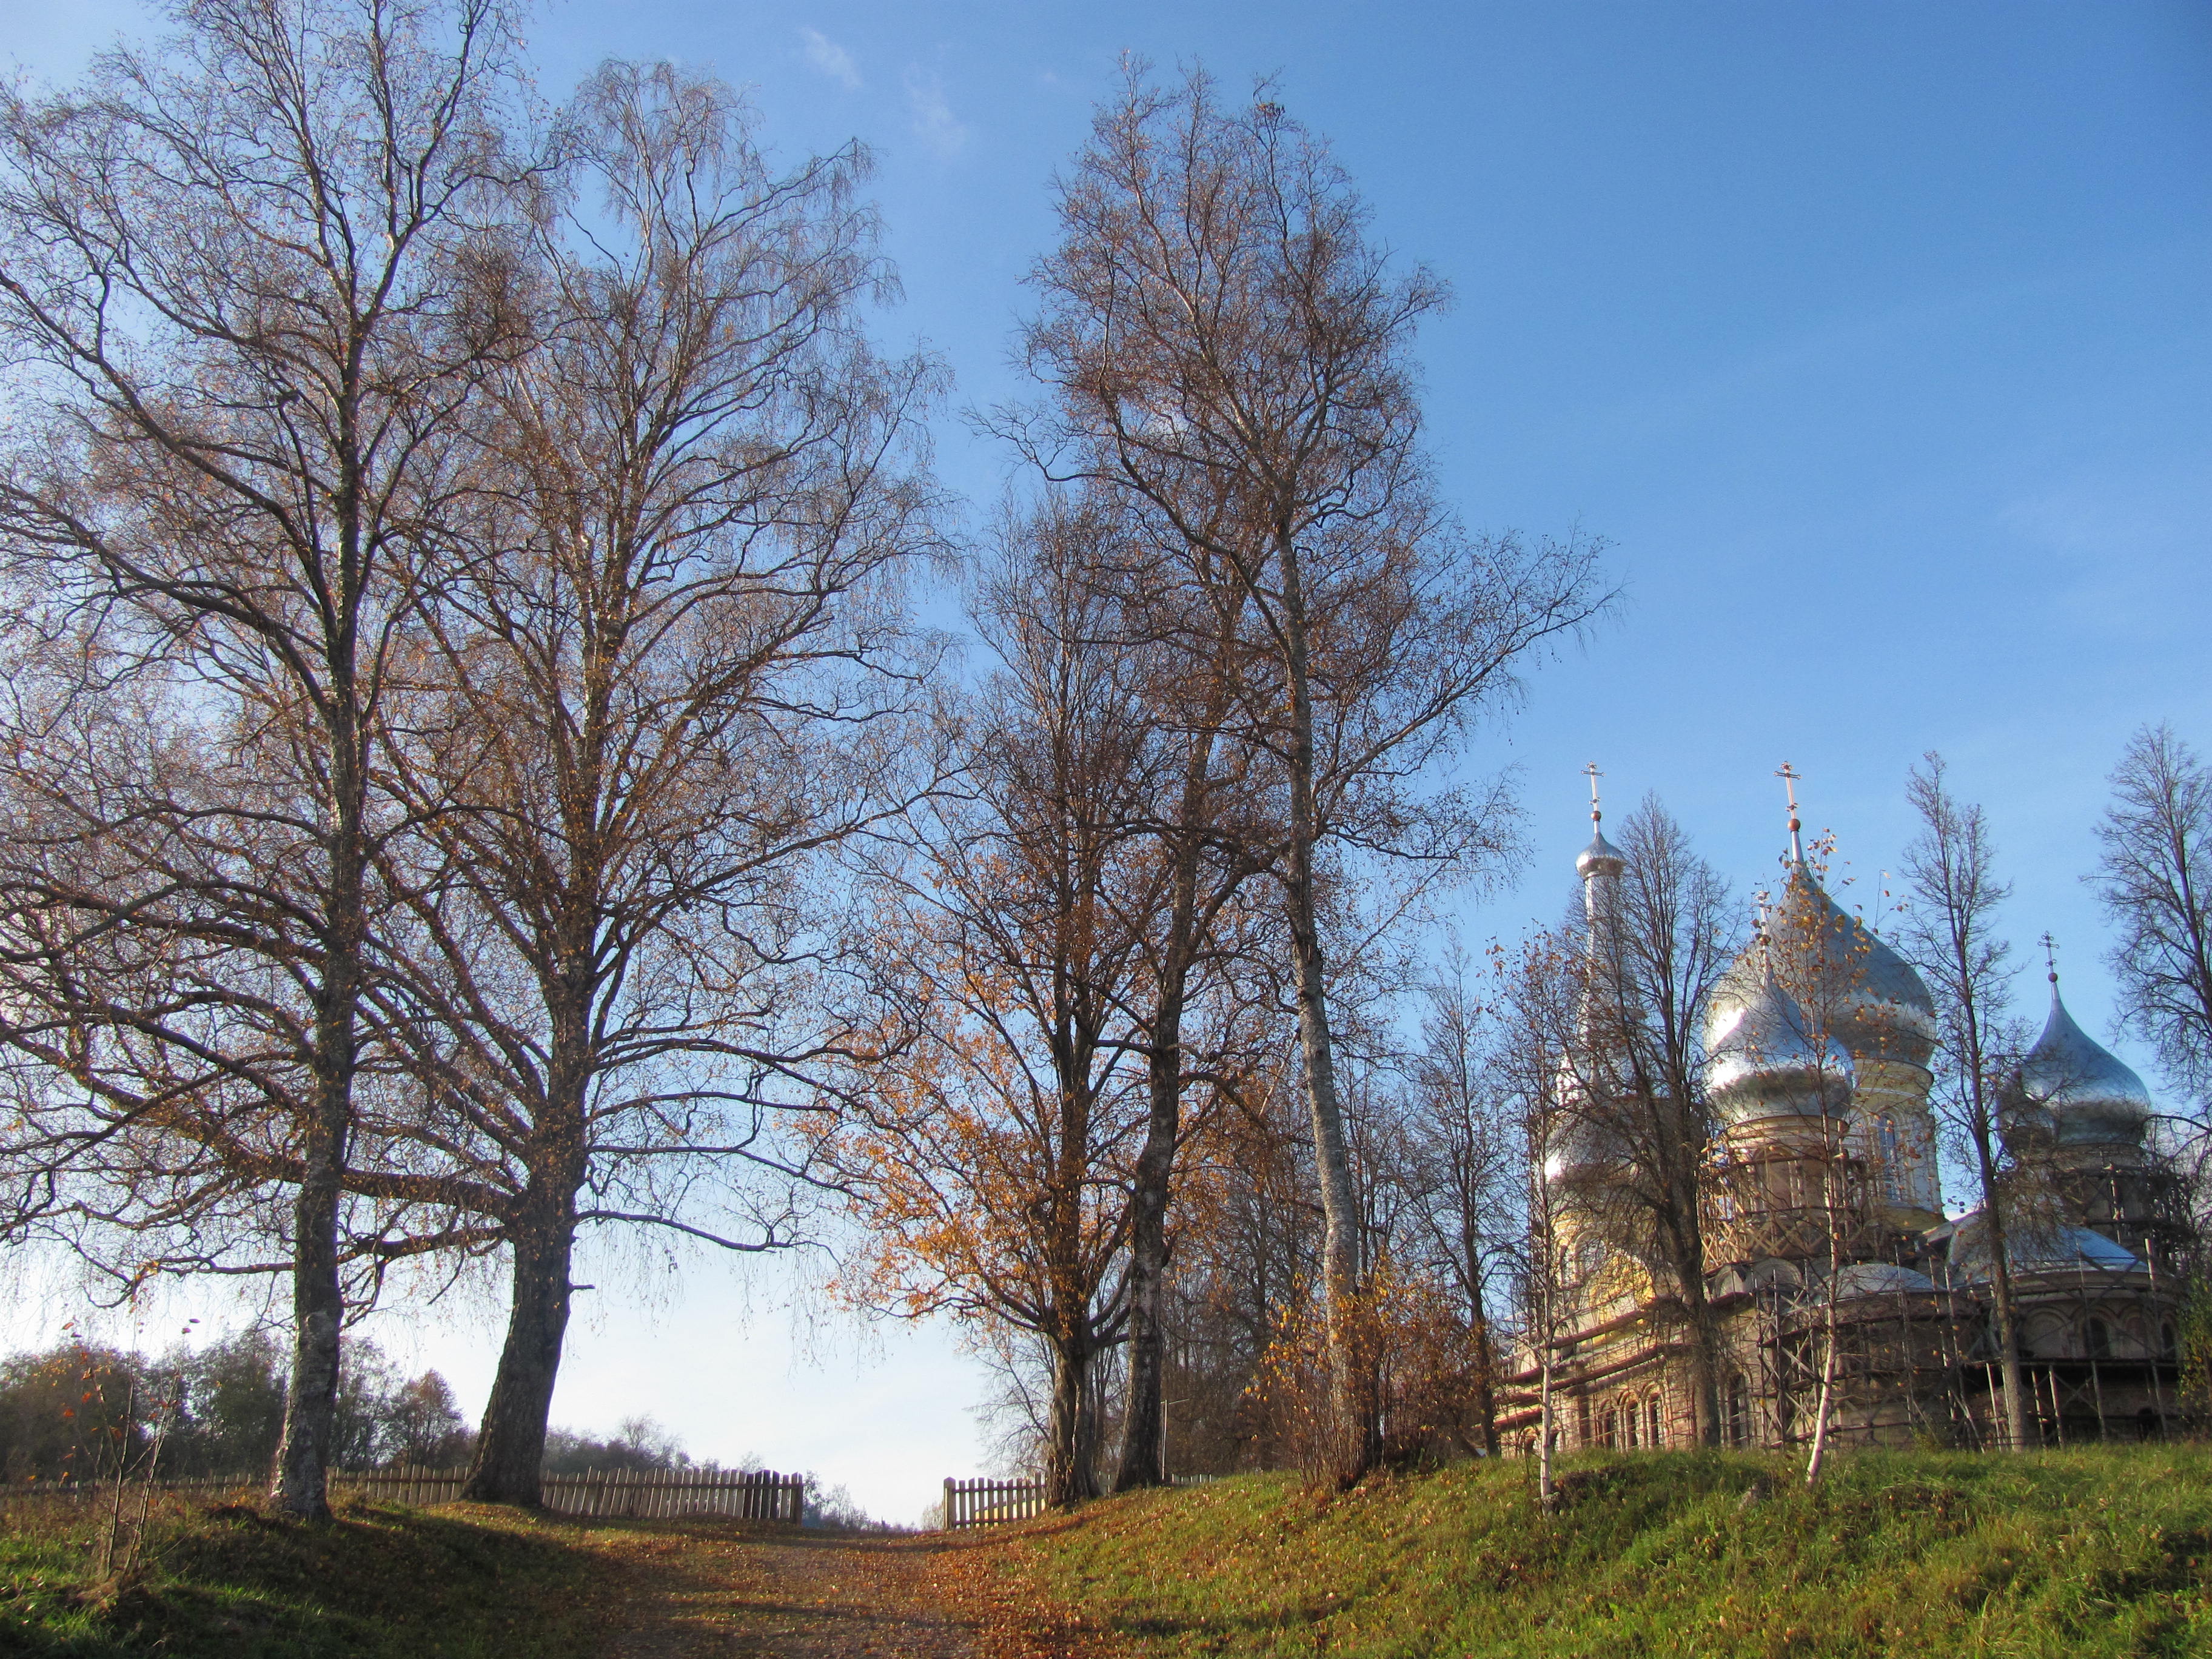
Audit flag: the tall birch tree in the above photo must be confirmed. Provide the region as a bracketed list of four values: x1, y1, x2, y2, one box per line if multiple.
[2093, 725, 2212, 1116]
[0, 0, 526, 1519]
[378, 60, 943, 1505]
[829, 492, 1156, 1507]
[1020, 64, 1606, 1480]
[1897, 752, 2032, 1450]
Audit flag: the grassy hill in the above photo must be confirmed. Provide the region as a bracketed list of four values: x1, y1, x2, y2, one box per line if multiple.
[976, 1447, 2212, 1658]
[7, 1449, 2211, 1657]
[0, 1493, 607, 1657]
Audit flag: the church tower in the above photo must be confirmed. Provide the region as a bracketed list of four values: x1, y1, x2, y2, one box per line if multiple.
[1541, 768, 1638, 1297]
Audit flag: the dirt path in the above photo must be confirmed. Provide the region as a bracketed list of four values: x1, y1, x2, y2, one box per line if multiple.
[581, 1521, 996, 1658]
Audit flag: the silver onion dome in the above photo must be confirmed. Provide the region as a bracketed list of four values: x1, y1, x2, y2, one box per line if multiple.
[1541, 1105, 1626, 1191]
[1575, 828, 1627, 882]
[1706, 964, 1854, 1127]
[1707, 865, 1937, 1068]
[2008, 984, 2153, 1150]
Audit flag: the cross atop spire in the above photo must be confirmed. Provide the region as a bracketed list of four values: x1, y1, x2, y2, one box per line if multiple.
[1775, 762, 1805, 863]
[1574, 763, 1626, 889]
[2041, 931, 2060, 987]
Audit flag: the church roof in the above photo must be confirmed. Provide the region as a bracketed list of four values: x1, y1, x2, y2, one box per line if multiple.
[1828, 1262, 1938, 1298]
[1940, 1215, 2142, 1284]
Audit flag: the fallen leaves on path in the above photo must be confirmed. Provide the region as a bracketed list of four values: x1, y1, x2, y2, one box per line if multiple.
[922, 1516, 1127, 1659]
[570, 1516, 1116, 1659]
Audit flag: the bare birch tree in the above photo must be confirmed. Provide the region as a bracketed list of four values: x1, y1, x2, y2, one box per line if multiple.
[1897, 752, 2031, 1450]
[1574, 799, 1740, 1447]
[2093, 724, 2212, 1118]
[1487, 933, 1580, 1506]
[1019, 61, 1606, 1481]
[828, 492, 1157, 1507]
[1396, 956, 1523, 1456]
[0, 0, 526, 1519]
[374, 61, 943, 1505]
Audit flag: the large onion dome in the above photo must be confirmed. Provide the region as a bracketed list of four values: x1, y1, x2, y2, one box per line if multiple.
[1707, 864, 1937, 1068]
[2005, 982, 2153, 1151]
[1706, 962, 1854, 1127]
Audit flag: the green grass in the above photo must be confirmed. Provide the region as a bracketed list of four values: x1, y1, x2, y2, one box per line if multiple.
[0, 1492, 608, 1656]
[989, 1447, 2212, 1658]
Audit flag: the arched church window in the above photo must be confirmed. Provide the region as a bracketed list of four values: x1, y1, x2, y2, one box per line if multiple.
[1874, 1114, 1903, 1202]
[1647, 1392, 1664, 1449]
[1619, 1396, 1637, 1448]
[1727, 1374, 1751, 1447]
[2085, 1316, 2112, 1359]
[2162, 1321, 2179, 1361]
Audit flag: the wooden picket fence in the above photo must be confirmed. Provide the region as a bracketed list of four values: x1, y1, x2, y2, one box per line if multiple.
[536, 1467, 803, 1521]
[0, 1474, 258, 1512]
[1, 1465, 804, 1522]
[941, 1475, 1046, 1529]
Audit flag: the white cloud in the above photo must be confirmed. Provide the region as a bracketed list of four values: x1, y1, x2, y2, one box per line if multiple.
[799, 27, 860, 91]
[903, 65, 970, 159]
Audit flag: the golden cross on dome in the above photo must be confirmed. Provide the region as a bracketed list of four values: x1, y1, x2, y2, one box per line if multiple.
[1583, 761, 1603, 826]
[2041, 931, 2060, 986]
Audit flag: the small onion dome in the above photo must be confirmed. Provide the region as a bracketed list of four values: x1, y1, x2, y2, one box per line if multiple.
[1541, 1110, 1623, 1190]
[1575, 828, 1627, 882]
[2008, 985, 2153, 1150]
[1706, 968, 1853, 1125]
[1541, 1050, 1631, 1189]
[1707, 865, 1937, 1067]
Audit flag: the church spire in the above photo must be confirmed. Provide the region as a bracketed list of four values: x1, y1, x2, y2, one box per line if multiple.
[1574, 762, 1626, 902]
[1776, 761, 1805, 865]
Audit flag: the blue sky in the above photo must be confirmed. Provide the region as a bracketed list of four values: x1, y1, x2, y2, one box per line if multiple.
[8, 0, 2210, 1521]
